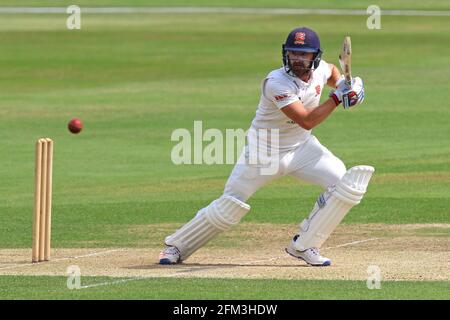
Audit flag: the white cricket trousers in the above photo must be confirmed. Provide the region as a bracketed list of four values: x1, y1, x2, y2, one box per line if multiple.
[223, 135, 347, 202]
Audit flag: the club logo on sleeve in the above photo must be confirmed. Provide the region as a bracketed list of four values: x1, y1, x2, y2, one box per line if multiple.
[294, 32, 306, 44]
[315, 85, 321, 95]
[274, 94, 290, 101]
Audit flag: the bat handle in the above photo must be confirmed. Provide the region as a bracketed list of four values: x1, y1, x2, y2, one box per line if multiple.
[345, 76, 352, 89]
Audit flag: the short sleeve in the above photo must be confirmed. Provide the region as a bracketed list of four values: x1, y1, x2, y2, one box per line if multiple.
[319, 60, 332, 85]
[263, 78, 299, 109]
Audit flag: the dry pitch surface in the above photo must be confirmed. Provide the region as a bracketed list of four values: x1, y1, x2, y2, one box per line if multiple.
[1, 224, 449, 281]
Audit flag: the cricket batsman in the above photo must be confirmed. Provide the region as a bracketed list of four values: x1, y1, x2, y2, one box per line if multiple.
[159, 27, 373, 266]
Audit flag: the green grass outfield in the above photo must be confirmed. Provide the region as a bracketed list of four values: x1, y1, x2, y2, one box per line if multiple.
[1, 0, 450, 10]
[0, 2, 449, 299]
[0, 276, 449, 300]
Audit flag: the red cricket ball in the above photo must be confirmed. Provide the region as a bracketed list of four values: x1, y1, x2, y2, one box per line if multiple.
[68, 118, 83, 134]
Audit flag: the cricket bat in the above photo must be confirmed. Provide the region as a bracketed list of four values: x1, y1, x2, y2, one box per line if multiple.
[339, 36, 352, 107]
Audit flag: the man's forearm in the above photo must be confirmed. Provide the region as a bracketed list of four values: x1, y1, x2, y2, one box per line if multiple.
[302, 98, 338, 130]
[327, 64, 341, 88]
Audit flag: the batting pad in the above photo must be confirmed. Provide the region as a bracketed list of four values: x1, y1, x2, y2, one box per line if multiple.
[294, 165, 375, 251]
[165, 195, 250, 261]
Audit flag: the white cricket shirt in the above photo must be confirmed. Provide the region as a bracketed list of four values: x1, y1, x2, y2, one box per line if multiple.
[250, 60, 332, 151]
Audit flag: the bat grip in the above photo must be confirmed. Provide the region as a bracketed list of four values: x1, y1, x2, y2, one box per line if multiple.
[345, 76, 352, 88]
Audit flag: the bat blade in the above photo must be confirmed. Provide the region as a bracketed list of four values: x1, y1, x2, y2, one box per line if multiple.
[339, 36, 352, 87]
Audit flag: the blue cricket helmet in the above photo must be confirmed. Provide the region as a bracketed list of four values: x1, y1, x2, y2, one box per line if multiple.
[282, 27, 323, 73]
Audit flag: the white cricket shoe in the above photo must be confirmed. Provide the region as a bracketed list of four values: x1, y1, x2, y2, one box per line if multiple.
[159, 246, 181, 265]
[285, 236, 331, 267]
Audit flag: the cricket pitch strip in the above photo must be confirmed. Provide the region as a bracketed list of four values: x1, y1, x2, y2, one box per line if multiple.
[0, 224, 449, 281]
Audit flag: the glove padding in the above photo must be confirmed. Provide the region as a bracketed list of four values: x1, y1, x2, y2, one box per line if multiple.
[330, 76, 365, 109]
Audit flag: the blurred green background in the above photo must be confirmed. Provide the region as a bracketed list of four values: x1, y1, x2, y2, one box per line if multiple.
[0, 0, 449, 300]
[0, 2, 449, 248]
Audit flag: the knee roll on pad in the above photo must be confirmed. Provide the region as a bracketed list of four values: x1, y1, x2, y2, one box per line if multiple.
[294, 165, 375, 251]
[165, 195, 250, 261]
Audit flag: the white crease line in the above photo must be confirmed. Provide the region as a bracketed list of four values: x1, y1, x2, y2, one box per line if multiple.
[78, 273, 190, 289]
[78, 273, 185, 290]
[0, 249, 126, 271]
[0, 7, 449, 17]
[239, 256, 283, 265]
[68, 249, 127, 260]
[323, 238, 380, 250]
[241, 237, 381, 265]
[79, 277, 144, 289]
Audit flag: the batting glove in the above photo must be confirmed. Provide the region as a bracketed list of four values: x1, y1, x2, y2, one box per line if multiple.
[330, 76, 365, 109]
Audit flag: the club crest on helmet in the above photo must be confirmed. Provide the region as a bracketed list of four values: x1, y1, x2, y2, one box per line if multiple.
[294, 32, 306, 45]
